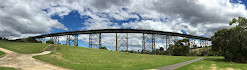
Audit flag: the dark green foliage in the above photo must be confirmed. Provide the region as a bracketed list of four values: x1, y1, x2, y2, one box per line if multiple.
[192, 45, 198, 49]
[159, 47, 164, 51]
[0, 37, 8, 40]
[154, 49, 167, 55]
[98, 46, 108, 50]
[25, 38, 38, 43]
[46, 40, 54, 44]
[9, 38, 38, 43]
[211, 16, 247, 63]
[128, 50, 135, 53]
[167, 39, 190, 56]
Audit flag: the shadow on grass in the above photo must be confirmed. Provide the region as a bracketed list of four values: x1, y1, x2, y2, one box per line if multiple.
[205, 58, 227, 62]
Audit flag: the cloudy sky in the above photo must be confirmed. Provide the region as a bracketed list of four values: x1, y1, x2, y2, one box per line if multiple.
[1, 0, 247, 50]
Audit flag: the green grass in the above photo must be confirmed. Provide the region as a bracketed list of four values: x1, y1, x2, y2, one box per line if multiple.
[0, 67, 16, 70]
[34, 45, 197, 70]
[0, 51, 5, 57]
[176, 56, 247, 70]
[0, 41, 49, 54]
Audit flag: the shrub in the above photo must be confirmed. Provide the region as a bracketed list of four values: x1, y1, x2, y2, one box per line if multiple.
[98, 46, 107, 50]
[46, 40, 54, 44]
[128, 50, 134, 53]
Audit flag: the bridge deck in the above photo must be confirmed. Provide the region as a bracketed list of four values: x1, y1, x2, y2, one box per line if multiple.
[31, 29, 211, 40]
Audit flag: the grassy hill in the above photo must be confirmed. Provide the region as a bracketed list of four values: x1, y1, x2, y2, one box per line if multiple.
[0, 41, 197, 70]
[0, 41, 49, 54]
[0, 41, 247, 70]
[34, 45, 197, 70]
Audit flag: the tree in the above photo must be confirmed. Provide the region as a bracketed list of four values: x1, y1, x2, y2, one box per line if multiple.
[159, 47, 164, 51]
[229, 16, 247, 27]
[211, 28, 230, 55]
[212, 16, 247, 63]
[167, 39, 190, 56]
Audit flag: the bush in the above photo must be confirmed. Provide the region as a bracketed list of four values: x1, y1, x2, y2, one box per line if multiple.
[46, 40, 54, 44]
[98, 46, 107, 50]
[128, 50, 134, 53]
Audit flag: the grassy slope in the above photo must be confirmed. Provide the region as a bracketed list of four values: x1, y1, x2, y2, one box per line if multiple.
[176, 57, 247, 70]
[0, 41, 49, 54]
[34, 45, 197, 70]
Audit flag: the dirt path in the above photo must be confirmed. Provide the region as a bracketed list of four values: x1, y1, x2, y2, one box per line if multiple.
[0, 47, 71, 70]
[155, 57, 203, 70]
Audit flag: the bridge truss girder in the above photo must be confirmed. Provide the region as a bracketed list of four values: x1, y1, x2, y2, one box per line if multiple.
[89, 33, 101, 48]
[36, 38, 45, 43]
[115, 33, 128, 51]
[50, 36, 59, 44]
[66, 35, 78, 46]
[165, 35, 174, 50]
[199, 40, 208, 47]
[142, 33, 155, 53]
[190, 39, 195, 48]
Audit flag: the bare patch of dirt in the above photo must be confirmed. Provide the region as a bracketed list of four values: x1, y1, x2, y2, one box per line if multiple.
[50, 52, 70, 62]
[225, 68, 234, 70]
[0, 47, 71, 70]
[210, 64, 217, 70]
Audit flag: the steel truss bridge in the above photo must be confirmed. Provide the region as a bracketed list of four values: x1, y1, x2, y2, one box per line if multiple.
[32, 29, 211, 52]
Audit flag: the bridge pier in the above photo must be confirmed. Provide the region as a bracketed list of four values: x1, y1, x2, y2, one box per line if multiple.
[54, 36, 59, 44]
[142, 33, 145, 53]
[142, 33, 155, 53]
[115, 33, 128, 51]
[200, 40, 204, 47]
[66, 35, 78, 46]
[36, 38, 45, 43]
[50, 36, 59, 44]
[190, 39, 195, 48]
[152, 34, 155, 53]
[166, 35, 172, 50]
[89, 33, 101, 48]
[205, 40, 208, 47]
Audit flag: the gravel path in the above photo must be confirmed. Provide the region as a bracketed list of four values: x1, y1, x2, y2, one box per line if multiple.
[0, 47, 70, 70]
[155, 57, 203, 70]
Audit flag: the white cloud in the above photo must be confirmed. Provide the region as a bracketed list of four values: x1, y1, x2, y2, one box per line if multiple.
[0, 0, 67, 39]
